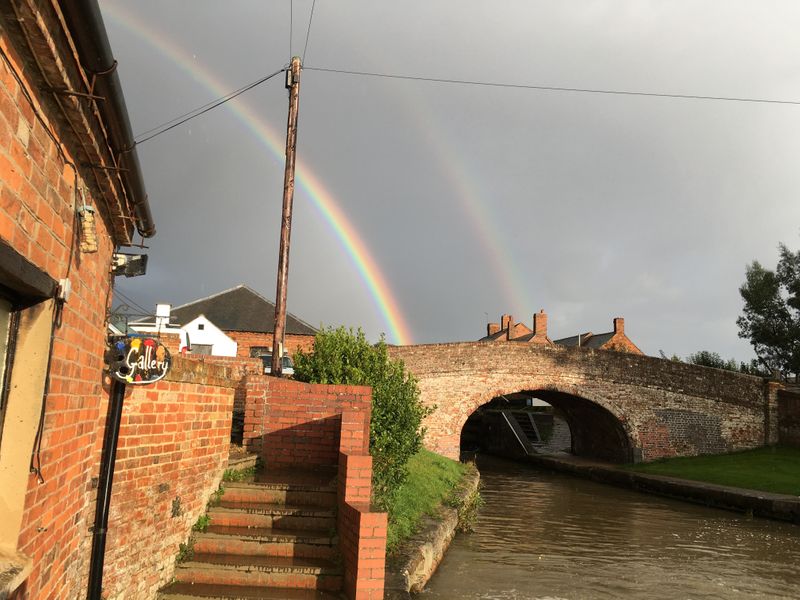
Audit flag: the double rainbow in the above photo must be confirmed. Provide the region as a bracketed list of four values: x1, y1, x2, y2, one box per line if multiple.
[103, 4, 413, 345]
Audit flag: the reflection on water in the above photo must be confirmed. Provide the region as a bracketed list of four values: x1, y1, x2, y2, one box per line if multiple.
[421, 456, 800, 600]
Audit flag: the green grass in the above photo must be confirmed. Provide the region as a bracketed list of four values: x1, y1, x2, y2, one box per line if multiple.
[387, 449, 467, 552]
[626, 445, 800, 496]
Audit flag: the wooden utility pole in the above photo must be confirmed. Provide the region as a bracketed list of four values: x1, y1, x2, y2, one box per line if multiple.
[271, 56, 301, 376]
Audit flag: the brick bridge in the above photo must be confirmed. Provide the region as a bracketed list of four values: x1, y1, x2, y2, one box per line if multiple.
[389, 343, 781, 463]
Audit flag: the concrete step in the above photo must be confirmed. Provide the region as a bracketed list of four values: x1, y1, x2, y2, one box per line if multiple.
[253, 468, 337, 491]
[222, 482, 336, 508]
[194, 526, 338, 559]
[174, 554, 342, 591]
[159, 581, 343, 599]
[208, 502, 335, 531]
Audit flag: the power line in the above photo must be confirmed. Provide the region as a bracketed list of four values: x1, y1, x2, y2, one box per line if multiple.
[302, 0, 317, 64]
[134, 68, 284, 146]
[304, 66, 800, 106]
[134, 74, 279, 139]
[113, 287, 152, 316]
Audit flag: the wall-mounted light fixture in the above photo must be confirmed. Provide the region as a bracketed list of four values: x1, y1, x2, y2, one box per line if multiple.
[110, 252, 148, 277]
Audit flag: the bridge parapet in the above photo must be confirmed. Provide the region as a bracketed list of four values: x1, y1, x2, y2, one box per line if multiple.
[389, 342, 775, 462]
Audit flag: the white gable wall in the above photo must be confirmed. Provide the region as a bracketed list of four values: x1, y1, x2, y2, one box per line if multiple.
[182, 315, 237, 357]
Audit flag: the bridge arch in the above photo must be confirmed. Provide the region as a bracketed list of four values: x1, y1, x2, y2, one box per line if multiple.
[458, 383, 636, 463]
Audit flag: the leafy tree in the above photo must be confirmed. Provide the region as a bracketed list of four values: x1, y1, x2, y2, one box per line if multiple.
[737, 242, 800, 380]
[293, 326, 433, 510]
[686, 351, 739, 371]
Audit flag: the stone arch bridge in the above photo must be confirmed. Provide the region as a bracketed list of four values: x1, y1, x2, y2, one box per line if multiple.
[389, 343, 780, 463]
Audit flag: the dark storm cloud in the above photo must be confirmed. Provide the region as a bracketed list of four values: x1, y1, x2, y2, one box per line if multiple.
[102, 0, 800, 359]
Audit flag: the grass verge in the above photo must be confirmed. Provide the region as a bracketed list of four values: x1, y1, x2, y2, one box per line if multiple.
[387, 449, 467, 553]
[625, 445, 800, 496]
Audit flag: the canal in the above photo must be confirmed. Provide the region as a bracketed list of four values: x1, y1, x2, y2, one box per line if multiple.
[421, 456, 800, 599]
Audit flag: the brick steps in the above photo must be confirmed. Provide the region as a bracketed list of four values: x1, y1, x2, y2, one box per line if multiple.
[194, 526, 337, 559]
[174, 554, 342, 590]
[161, 468, 344, 599]
[208, 502, 335, 530]
[159, 581, 343, 599]
[222, 482, 336, 508]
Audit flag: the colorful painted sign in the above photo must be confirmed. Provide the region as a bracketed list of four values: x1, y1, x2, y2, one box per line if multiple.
[108, 337, 171, 385]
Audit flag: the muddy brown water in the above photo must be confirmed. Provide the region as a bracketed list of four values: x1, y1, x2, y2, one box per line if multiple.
[420, 456, 800, 599]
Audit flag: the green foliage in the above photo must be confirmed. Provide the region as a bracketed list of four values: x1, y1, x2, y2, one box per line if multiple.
[294, 327, 434, 510]
[222, 466, 255, 482]
[451, 485, 484, 533]
[386, 449, 467, 552]
[192, 514, 211, 532]
[661, 350, 770, 376]
[627, 445, 800, 496]
[738, 242, 800, 379]
[176, 542, 192, 563]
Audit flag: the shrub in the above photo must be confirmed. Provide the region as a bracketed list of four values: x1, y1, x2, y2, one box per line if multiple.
[294, 326, 433, 510]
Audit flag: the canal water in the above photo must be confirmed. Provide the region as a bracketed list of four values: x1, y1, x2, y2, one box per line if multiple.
[421, 456, 800, 599]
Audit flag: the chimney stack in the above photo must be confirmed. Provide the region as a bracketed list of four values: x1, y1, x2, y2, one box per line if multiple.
[155, 303, 171, 330]
[614, 317, 624, 334]
[533, 310, 548, 338]
[500, 314, 512, 331]
[487, 322, 500, 336]
[505, 315, 515, 340]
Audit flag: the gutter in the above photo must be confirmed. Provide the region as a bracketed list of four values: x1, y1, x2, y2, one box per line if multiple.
[60, 0, 156, 238]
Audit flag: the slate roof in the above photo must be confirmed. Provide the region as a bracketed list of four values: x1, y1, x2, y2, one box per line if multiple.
[170, 285, 317, 335]
[553, 331, 615, 349]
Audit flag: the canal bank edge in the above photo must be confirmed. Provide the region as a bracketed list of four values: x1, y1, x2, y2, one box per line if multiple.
[384, 466, 481, 598]
[526, 454, 800, 524]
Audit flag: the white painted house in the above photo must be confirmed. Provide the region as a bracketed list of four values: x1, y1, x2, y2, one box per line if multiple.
[180, 315, 237, 357]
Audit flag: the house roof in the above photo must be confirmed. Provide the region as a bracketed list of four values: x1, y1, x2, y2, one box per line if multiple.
[170, 285, 317, 335]
[554, 331, 615, 349]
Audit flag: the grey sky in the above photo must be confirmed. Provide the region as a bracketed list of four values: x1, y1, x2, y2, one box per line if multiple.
[101, 0, 800, 359]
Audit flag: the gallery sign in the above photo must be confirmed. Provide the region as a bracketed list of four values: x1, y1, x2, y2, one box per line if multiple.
[108, 337, 171, 385]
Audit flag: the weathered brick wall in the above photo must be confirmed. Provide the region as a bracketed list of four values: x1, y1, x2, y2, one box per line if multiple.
[390, 342, 771, 462]
[243, 377, 371, 468]
[242, 379, 386, 599]
[102, 358, 236, 600]
[337, 415, 386, 600]
[0, 19, 127, 600]
[226, 330, 314, 358]
[778, 389, 800, 447]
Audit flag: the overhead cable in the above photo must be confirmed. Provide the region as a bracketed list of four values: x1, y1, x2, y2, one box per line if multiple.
[302, 0, 318, 64]
[134, 67, 284, 146]
[304, 66, 800, 106]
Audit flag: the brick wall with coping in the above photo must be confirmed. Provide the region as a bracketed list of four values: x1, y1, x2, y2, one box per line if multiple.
[778, 389, 800, 447]
[243, 377, 386, 599]
[101, 357, 236, 600]
[226, 331, 314, 358]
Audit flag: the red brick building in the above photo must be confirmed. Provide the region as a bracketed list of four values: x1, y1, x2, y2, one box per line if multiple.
[168, 284, 317, 358]
[0, 1, 157, 597]
[482, 311, 643, 354]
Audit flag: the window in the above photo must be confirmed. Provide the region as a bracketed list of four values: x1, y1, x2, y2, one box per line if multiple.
[0, 297, 16, 441]
[197, 323, 205, 330]
[249, 346, 271, 358]
[191, 344, 212, 355]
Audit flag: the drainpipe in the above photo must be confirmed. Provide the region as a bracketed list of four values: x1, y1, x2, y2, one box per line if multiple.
[60, 0, 156, 238]
[86, 379, 126, 600]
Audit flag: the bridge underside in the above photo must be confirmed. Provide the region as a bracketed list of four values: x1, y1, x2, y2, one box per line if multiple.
[460, 390, 634, 464]
[534, 390, 634, 463]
